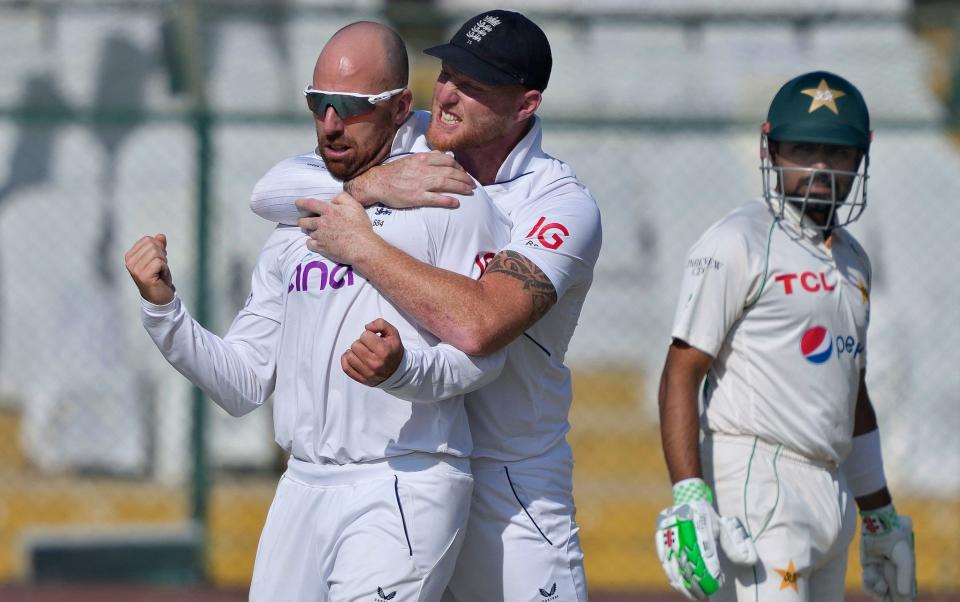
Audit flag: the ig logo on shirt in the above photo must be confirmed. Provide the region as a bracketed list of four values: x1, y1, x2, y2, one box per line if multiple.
[525, 216, 569, 250]
[800, 326, 833, 364]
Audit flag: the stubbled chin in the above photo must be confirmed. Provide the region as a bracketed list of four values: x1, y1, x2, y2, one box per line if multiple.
[426, 127, 456, 152]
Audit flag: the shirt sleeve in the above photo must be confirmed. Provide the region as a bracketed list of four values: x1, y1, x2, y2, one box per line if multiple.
[377, 343, 506, 402]
[670, 224, 754, 357]
[140, 229, 288, 416]
[381, 187, 510, 398]
[250, 153, 344, 226]
[500, 186, 602, 298]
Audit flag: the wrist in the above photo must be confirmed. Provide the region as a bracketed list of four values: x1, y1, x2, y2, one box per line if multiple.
[672, 477, 714, 505]
[377, 346, 411, 390]
[345, 173, 375, 207]
[140, 293, 180, 318]
[350, 234, 390, 273]
[855, 486, 892, 512]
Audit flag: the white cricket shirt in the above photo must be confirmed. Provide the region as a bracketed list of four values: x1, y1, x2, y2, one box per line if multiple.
[246, 112, 603, 463]
[671, 199, 872, 464]
[143, 113, 510, 464]
[465, 116, 602, 461]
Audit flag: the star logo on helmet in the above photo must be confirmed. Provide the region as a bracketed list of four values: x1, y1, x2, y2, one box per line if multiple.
[801, 79, 846, 115]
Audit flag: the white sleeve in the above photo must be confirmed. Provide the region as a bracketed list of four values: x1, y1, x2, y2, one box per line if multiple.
[501, 186, 602, 297]
[376, 344, 506, 402]
[670, 224, 756, 357]
[250, 152, 344, 226]
[380, 186, 509, 397]
[140, 230, 288, 416]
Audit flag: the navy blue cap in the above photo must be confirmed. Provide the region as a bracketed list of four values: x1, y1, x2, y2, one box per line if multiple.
[424, 10, 552, 91]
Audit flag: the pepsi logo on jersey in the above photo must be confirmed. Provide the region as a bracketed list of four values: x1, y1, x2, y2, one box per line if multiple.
[288, 260, 355, 293]
[800, 326, 833, 364]
[800, 325, 863, 364]
[776, 271, 835, 295]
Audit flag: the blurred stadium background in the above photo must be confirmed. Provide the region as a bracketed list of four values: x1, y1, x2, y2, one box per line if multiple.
[0, 0, 957, 599]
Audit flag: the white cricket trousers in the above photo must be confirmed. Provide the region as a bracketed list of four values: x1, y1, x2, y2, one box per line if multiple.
[703, 434, 857, 602]
[249, 452, 473, 602]
[443, 441, 588, 602]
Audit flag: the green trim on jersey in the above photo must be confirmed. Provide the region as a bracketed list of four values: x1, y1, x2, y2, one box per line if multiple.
[744, 218, 779, 309]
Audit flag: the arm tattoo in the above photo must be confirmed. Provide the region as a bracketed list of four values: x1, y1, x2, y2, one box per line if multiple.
[485, 250, 558, 324]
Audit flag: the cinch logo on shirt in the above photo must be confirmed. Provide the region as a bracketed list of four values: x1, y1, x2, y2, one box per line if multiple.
[288, 260, 355, 293]
[525, 216, 569, 250]
[800, 326, 863, 364]
[775, 272, 836, 295]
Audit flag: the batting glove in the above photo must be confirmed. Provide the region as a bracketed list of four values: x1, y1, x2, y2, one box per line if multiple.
[655, 478, 758, 600]
[860, 504, 917, 601]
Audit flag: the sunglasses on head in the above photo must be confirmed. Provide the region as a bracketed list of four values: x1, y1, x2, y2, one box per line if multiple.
[303, 85, 405, 119]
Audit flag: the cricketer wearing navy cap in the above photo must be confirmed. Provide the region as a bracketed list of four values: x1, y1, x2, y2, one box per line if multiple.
[289, 9, 601, 602]
[424, 9, 552, 92]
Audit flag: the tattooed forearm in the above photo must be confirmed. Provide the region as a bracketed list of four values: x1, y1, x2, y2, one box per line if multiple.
[485, 250, 558, 323]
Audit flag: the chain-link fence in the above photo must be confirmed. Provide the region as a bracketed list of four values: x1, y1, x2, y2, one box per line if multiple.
[0, 0, 957, 597]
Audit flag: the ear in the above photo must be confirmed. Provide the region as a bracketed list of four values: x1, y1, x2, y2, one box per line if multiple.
[516, 89, 542, 123]
[393, 88, 413, 127]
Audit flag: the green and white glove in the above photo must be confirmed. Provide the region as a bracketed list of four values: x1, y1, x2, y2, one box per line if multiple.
[860, 504, 917, 601]
[655, 478, 758, 600]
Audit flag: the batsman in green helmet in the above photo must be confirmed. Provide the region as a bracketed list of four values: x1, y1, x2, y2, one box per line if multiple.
[656, 71, 916, 601]
[761, 70, 871, 230]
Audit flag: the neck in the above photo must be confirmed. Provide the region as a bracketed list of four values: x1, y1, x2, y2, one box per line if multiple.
[455, 119, 532, 185]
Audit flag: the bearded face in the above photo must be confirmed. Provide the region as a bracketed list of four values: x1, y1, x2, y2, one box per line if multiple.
[426, 66, 522, 153]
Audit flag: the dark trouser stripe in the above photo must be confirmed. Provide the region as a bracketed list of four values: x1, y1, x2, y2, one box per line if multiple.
[394, 475, 412, 556]
[505, 466, 553, 546]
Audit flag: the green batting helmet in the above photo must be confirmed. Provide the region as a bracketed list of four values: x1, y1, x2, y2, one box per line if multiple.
[766, 70, 870, 148]
[761, 71, 872, 230]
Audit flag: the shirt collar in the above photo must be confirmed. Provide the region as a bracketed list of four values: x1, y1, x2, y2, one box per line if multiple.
[390, 112, 428, 156]
[494, 115, 543, 183]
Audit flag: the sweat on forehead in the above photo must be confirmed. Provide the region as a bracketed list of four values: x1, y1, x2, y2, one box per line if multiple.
[313, 21, 407, 92]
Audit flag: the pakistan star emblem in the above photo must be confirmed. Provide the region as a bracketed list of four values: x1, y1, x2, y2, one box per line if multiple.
[856, 278, 870, 304]
[801, 79, 846, 114]
[774, 559, 800, 592]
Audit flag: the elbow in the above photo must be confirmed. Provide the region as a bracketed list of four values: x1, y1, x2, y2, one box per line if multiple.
[214, 383, 269, 418]
[450, 324, 501, 357]
[222, 399, 263, 418]
[457, 337, 488, 357]
[224, 406, 247, 418]
[469, 338, 504, 357]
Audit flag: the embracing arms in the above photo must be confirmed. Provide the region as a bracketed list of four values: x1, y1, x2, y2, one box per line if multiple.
[296, 193, 557, 356]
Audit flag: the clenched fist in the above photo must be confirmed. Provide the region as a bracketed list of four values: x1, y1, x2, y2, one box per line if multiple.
[124, 234, 176, 305]
[341, 318, 405, 386]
